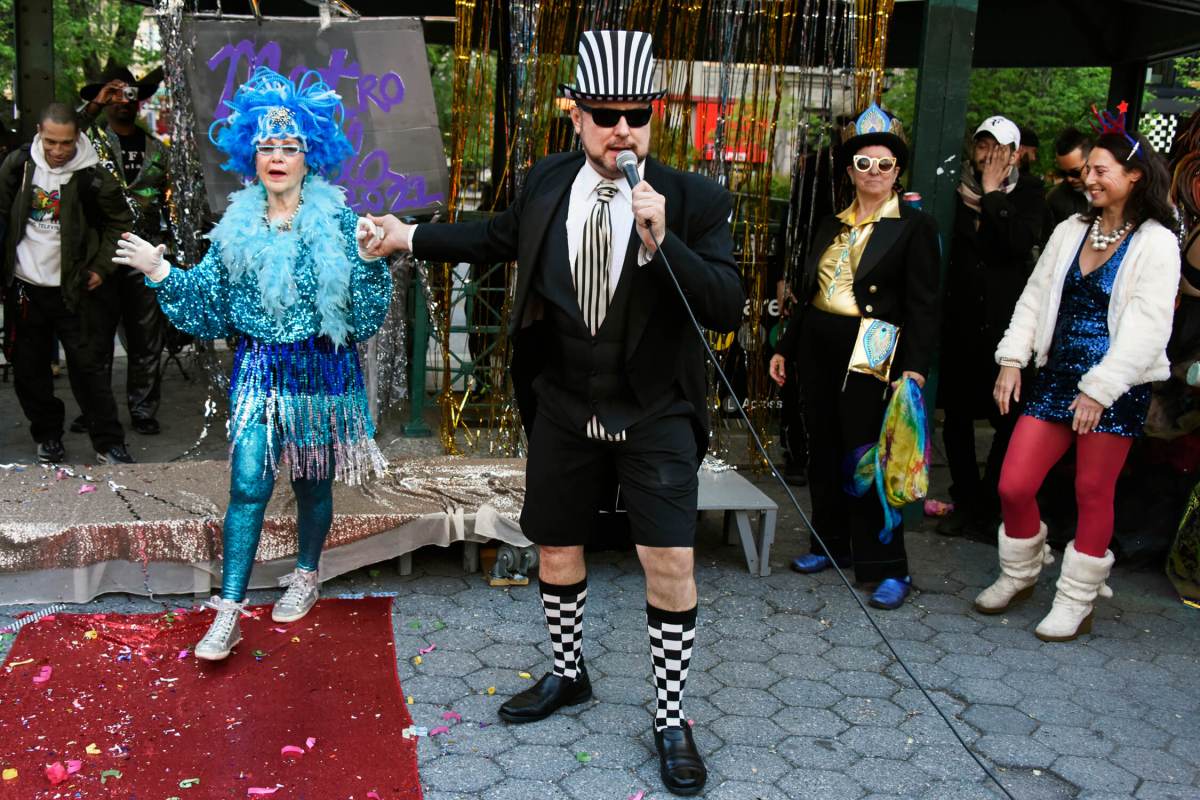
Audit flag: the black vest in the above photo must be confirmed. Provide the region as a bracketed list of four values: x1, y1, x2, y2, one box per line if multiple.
[531, 192, 676, 434]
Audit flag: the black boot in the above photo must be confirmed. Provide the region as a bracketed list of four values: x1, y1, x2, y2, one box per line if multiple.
[654, 725, 707, 796]
[497, 662, 592, 723]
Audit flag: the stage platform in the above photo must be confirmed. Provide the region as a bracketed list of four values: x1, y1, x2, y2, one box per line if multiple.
[0, 456, 777, 604]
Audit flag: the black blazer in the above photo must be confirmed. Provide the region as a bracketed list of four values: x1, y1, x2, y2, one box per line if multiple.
[775, 203, 941, 378]
[412, 151, 744, 454]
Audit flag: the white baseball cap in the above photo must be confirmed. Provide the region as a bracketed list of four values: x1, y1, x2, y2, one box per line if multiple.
[974, 115, 1021, 148]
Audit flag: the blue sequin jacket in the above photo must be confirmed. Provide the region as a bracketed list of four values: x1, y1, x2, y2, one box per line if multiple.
[149, 177, 392, 484]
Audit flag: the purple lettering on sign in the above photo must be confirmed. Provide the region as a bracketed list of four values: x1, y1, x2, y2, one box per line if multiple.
[204, 40, 443, 214]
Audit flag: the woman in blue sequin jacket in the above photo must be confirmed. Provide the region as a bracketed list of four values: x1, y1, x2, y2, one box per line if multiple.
[114, 67, 392, 660]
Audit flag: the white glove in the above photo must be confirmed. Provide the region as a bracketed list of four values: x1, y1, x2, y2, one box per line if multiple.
[355, 217, 385, 262]
[113, 232, 169, 280]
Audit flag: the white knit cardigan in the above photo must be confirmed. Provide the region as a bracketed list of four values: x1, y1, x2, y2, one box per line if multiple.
[994, 215, 1181, 408]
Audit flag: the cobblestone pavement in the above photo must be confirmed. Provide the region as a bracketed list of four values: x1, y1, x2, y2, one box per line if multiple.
[0, 360, 1198, 798]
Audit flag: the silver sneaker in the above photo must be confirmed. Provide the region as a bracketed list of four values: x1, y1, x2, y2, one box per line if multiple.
[194, 596, 251, 661]
[272, 568, 320, 623]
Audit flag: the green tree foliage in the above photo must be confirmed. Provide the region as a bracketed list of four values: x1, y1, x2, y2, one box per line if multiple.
[885, 66, 1111, 179]
[0, 0, 148, 112]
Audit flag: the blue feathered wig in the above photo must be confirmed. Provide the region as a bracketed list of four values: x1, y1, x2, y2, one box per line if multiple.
[208, 66, 355, 179]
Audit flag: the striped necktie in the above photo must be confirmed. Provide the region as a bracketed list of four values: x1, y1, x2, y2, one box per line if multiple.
[574, 180, 626, 442]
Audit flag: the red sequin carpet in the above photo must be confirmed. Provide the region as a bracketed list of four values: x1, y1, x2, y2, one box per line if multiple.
[0, 598, 421, 799]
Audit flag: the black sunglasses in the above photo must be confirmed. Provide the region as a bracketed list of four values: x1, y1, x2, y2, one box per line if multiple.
[1055, 167, 1083, 179]
[575, 102, 653, 129]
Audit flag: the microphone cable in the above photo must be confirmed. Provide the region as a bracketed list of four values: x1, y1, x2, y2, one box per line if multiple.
[620, 156, 1019, 800]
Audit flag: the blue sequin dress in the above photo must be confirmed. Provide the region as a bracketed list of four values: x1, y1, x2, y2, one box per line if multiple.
[149, 177, 392, 484]
[1025, 234, 1150, 437]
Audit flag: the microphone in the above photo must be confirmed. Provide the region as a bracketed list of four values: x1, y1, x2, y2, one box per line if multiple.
[616, 150, 641, 189]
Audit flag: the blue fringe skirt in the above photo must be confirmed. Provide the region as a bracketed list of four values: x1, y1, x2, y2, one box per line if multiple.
[228, 336, 387, 485]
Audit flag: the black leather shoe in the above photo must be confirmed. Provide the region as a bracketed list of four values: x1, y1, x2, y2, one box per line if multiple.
[69, 415, 88, 434]
[37, 439, 66, 464]
[654, 725, 707, 796]
[497, 665, 592, 724]
[131, 418, 161, 435]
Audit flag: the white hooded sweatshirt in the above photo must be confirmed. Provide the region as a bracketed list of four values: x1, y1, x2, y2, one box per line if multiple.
[14, 132, 99, 287]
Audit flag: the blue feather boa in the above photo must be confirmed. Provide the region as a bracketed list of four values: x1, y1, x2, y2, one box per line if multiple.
[208, 176, 354, 345]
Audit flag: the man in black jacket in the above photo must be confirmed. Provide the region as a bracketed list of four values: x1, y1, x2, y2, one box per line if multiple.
[938, 115, 1047, 537]
[0, 103, 132, 464]
[367, 30, 741, 797]
[1046, 127, 1092, 229]
[76, 65, 170, 435]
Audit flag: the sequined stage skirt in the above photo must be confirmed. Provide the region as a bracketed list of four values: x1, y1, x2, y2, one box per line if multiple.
[1026, 366, 1151, 438]
[229, 336, 387, 485]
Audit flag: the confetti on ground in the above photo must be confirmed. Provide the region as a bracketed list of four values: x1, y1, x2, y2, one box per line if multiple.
[247, 787, 282, 796]
[924, 498, 954, 517]
[45, 762, 69, 785]
[100, 769, 122, 784]
[412, 655, 422, 665]
[178, 649, 190, 659]
[179, 777, 200, 788]
[406, 695, 413, 704]
[85, 744, 101, 756]
[77, 484, 97, 495]
[418, 644, 436, 655]
[432, 621, 445, 631]
[66, 760, 81, 775]
[407, 620, 421, 630]
[575, 752, 592, 763]
[305, 737, 317, 749]
[518, 671, 532, 679]
[628, 792, 645, 800]
[367, 793, 382, 800]
[84, 630, 98, 640]
[486, 686, 496, 695]
[1, 768, 15, 781]
[429, 726, 450, 736]
[32, 666, 52, 684]
[5, 658, 33, 670]
[280, 745, 305, 757]
[441, 711, 461, 723]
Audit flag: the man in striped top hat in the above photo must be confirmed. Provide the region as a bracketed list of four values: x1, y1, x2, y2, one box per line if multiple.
[366, 30, 742, 795]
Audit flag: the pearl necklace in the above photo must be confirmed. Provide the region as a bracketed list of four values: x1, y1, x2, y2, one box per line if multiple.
[265, 193, 303, 233]
[1089, 218, 1132, 250]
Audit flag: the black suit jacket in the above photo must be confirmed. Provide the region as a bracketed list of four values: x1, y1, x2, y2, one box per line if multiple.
[412, 151, 744, 455]
[775, 203, 941, 378]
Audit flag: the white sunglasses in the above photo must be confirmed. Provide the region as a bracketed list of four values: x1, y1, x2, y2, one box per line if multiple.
[852, 155, 897, 173]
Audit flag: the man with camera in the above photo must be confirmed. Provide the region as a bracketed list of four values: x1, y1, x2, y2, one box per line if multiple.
[76, 65, 169, 436]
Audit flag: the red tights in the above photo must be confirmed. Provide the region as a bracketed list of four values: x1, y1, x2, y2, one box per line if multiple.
[998, 415, 1133, 558]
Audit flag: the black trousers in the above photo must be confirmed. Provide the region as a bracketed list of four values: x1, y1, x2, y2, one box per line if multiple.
[89, 266, 165, 422]
[780, 351, 809, 472]
[9, 281, 125, 450]
[941, 363, 1022, 512]
[797, 308, 908, 582]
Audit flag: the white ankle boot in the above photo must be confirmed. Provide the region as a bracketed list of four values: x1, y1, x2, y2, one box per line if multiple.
[1035, 540, 1114, 642]
[974, 523, 1054, 614]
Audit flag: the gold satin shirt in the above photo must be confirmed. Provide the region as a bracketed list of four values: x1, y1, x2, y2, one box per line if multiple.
[811, 192, 902, 316]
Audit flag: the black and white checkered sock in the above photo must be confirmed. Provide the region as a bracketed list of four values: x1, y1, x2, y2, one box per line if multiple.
[647, 603, 697, 732]
[540, 578, 587, 680]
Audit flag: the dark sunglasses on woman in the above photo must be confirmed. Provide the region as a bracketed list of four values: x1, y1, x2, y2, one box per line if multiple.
[576, 102, 654, 128]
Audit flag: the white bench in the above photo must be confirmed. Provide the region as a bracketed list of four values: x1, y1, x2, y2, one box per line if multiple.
[699, 468, 779, 576]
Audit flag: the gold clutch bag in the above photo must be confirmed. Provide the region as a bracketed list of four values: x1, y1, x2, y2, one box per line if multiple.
[847, 317, 901, 384]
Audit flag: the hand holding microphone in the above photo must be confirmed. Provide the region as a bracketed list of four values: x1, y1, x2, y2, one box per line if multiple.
[616, 150, 666, 253]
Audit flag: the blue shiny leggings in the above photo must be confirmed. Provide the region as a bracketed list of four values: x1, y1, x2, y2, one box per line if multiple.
[220, 422, 334, 602]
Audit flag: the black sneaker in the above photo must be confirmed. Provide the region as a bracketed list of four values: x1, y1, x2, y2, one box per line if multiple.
[69, 415, 88, 434]
[37, 439, 66, 463]
[95, 444, 135, 464]
[131, 418, 161, 435]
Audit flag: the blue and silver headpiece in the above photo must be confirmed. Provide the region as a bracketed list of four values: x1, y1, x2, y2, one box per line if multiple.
[854, 102, 893, 136]
[208, 66, 355, 178]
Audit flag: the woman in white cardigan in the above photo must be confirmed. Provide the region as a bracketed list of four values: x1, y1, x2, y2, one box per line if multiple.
[976, 128, 1180, 642]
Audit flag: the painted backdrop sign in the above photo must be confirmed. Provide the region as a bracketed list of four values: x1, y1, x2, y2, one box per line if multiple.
[187, 16, 447, 217]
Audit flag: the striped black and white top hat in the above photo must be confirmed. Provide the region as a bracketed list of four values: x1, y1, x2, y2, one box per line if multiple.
[561, 30, 665, 103]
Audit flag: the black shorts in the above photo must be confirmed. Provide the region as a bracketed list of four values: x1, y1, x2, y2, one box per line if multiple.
[520, 410, 700, 548]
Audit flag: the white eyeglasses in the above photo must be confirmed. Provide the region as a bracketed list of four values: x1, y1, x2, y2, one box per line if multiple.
[852, 155, 897, 173]
[255, 144, 306, 157]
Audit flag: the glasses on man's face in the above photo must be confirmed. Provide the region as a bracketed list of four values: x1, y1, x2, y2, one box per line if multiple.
[853, 155, 897, 174]
[255, 144, 306, 158]
[575, 102, 654, 129]
[1055, 167, 1083, 179]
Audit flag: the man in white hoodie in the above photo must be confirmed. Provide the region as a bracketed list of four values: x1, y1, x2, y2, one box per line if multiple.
[0, 103, 132, 464]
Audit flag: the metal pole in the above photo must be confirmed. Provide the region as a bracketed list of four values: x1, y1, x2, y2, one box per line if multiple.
[405, 268, 433, 436]
[14, 0, 55, 142]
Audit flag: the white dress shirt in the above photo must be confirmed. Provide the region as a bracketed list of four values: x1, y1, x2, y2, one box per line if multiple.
[565, 158, 652, 289]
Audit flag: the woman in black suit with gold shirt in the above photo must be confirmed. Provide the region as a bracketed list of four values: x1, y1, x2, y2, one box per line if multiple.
[770, 105, 941, 609]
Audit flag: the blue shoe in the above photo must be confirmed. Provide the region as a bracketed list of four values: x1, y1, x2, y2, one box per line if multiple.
[791, 554, 832, 574]
[868, 577, 912, 610]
